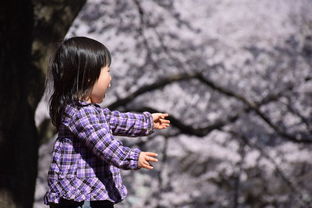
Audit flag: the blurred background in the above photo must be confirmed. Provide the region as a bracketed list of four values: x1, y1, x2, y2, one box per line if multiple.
[1, 0, 312, 208]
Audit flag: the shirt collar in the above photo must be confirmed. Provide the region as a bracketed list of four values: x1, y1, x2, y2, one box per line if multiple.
[74, 100, 101, 108]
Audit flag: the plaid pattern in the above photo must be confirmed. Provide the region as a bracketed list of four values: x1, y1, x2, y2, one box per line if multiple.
[44, 101, 154, 205]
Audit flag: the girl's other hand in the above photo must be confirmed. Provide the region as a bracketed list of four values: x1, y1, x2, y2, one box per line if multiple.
[152, 113, 170, 129]
[138, 152, 158, 170]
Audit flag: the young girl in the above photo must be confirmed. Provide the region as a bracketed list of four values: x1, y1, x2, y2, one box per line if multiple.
[44, 36, 170, 208]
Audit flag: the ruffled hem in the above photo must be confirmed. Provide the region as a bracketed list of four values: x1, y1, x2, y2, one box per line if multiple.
[44, 177, 127, 205]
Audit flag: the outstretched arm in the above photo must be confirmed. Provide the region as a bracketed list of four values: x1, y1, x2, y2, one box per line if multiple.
[69, 107, 142, 170]
[102, 109, 169, 137]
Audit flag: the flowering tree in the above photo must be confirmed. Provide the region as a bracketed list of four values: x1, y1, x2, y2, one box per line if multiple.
[35, 0, 312, 207]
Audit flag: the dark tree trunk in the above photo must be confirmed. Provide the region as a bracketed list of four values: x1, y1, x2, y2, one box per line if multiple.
[0, 1, 38, 207]
[0, 0, 86, 207]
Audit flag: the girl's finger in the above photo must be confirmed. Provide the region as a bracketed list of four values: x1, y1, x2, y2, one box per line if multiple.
[154, 125, 168, 130]
[160, 119, 170, 123]
[143, 161, 151, 166]
[144, 164, 153, 170]
[146, 156, 158, 162]
[145, 152, 158, 157]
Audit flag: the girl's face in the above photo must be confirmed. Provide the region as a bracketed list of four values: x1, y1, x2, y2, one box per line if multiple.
[89, 65, 111, 103]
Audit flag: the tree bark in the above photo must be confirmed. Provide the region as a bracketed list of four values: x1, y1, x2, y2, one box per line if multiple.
[0, 1, 37, 207]
[0, 0, 85, 207]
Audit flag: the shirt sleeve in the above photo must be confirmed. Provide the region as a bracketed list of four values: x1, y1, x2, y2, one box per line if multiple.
[68, 107, 141, 170]
[102, 108, 154, 137]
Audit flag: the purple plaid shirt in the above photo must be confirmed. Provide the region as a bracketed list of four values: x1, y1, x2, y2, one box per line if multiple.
[44, 101, 154, 205]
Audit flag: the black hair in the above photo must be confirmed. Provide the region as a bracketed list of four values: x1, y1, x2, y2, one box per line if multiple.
[48, 36, 111, 129]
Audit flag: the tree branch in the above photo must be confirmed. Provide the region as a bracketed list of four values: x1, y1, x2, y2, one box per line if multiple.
[132, 0, 162, 71]
[118, 74, 306, 144]
[226, 130, 312, 207]
[195, 73, 312, 143]
[108, 73, 198, 109]
[123, 87, 289, 138]
[281, 96, 312, 132]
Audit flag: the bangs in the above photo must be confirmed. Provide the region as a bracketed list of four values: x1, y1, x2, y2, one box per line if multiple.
[100, 45, 111, 68]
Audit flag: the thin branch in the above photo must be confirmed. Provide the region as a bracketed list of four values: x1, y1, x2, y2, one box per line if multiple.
[123, 86, 296, 138]
[195, 74, 312, 143]
[122, 83, 302, 142]
[108, 73, 197, 109]
[152, 1, 200, 33]
[226, 130, 312, 208]
[156, 136, 169, 208]
[109, 69, 311, 143]
[281, 97, 312, 132]
[232, 141, 245, 208]
[132, 0, 161, 71]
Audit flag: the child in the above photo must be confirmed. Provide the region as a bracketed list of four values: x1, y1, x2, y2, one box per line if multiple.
[44, 36, 170, 208]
